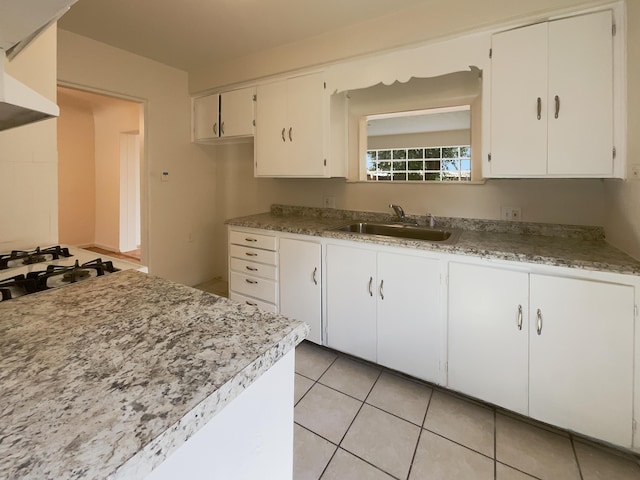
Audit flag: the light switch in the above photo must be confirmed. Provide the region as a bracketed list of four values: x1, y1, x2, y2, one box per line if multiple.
[161, 171, 169, 182]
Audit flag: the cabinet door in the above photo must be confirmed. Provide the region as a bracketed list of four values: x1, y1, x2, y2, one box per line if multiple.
[529, 274, 634, 446]
[377, 253, 441, 382]
[448, 263, 529, 414]
[326, 244, 377, 362]
[255, 80, 288, 176]
[286, 73, 325, 176]
[547, 11, 613, 175]
[490, 22, 548, 176]
[193, 94, 219, 141]
[220, 87, 255, 138]
[279, 238, 322, 345]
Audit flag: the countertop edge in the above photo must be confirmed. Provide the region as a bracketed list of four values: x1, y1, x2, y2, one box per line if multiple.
[110, 322, 309, 480]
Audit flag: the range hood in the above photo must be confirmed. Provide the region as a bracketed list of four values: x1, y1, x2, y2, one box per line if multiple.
[0, 0, 77, 131]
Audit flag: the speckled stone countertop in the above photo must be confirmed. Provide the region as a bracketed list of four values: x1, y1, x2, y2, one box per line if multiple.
[226, 205, 640, 276]
[0, 270, 308, 479]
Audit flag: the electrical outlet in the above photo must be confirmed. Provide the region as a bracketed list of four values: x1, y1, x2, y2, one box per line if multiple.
[323, 196, 336, 209]
[161, 171, 169, 183]
[501, 206, 522, 222]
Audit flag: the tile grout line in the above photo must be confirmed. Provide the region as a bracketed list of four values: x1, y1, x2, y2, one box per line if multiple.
[570, 435, 585, 480]
[405, 387, 434, 479]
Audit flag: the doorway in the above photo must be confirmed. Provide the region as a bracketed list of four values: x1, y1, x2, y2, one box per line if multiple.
[57, 86, 145, 263]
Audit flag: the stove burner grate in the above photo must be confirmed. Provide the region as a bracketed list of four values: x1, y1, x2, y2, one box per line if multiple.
[28, 258, 121, 290]
[0, 274, 38, 301]
[0, 246, 72, 270]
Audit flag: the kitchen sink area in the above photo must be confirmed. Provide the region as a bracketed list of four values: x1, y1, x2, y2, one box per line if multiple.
[331, 222, 462, 244]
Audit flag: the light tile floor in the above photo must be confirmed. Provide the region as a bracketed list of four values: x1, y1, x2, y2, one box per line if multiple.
[294, 341, 640, 480]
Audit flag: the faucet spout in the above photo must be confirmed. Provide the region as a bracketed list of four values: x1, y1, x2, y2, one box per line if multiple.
[389, 204, 406, 223]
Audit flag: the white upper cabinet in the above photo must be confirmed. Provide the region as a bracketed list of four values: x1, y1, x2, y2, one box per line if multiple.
[490, 10, 614, 177]
[193, 93, 219, 141]
[255, 72, 345, 178]
[193, 87, 255, 142]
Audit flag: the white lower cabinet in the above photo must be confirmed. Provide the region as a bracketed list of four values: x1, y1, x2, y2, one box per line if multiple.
[529, 274, 634, 446]
[448, 262, 529, 415]
[326, 243, 442, 382]
[448, 262, 635, 447]
[279, 238, 322, 344]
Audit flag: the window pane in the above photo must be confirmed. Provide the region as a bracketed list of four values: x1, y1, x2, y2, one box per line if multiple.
[461, 159, 471, 171]
[460, 146, 471, 158]
[426, 160, 440, 170]
[408, 160, 423, 171]
[393, 172, 407, 181]
[378, 150, 391, 160]
[425, 172, 441, 181]
[408, 148, 424, 159]
[408, 172, 423, 181]
[393, 149, 407, 159]
[426, 148, 441, 158]
[442, 147, 458, 158]
[366, 152, 376, 171]
[443, 159, 460, 172]
[393, 160, 407, 171]
[377, 161, 391, 171]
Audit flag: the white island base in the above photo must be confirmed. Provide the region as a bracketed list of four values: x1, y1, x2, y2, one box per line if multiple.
[146, 350, 295, 479]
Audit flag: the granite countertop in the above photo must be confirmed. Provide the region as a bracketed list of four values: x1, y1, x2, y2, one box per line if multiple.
[226, 205, 640, 276]
[0, 270, 308, 479]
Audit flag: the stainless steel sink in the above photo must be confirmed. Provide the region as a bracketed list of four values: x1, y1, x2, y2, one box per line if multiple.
[331, 222, 461, 244]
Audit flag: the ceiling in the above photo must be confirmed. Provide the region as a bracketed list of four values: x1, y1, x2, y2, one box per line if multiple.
[58, 0, 431, 72]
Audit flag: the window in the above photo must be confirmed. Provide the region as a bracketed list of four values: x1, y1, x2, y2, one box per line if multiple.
[367, 145, 471, 182]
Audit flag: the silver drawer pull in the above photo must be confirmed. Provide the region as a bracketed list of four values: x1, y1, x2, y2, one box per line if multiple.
[536, 309, 543, 335]
[246, 266, 258, 272]
[245, 252, 258, 257]
[281, 128, 286, 142]
[517, 305, 523, 331]
[245, 238, 257, 242]
[379, 279, 384, 300]
[246, 279, 258, 284]
[537, 97, 541, 120]
[246, 301, 257, 306]
[312, 267, 318, 285]
[368, 277, 373, 297]
[554, 95, 560, 119]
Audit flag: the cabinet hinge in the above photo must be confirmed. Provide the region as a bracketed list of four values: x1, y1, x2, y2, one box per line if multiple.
[633, 419, 637, 433]
[253, 94, 257, 102]
[489, 48, 492, 59]
[613, 146, 616, 159]
[635, 304, 638, 317]
[488, 153, 492, 162]
[324, 159, 327, 166]
[253, 119, 256, 127]
[324, 82, 327, 89]
[612, 23, 616, 36]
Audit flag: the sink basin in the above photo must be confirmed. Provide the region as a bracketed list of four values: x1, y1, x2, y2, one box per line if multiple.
[331, 222, 461, 244]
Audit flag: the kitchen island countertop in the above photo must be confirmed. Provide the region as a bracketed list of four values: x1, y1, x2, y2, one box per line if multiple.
[0, 270, 308, 479]
[225, 205, 640, 276]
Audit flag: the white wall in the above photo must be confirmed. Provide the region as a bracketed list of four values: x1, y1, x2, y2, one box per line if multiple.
[0, 27, 58, 251]
[58, 30, 217, 286]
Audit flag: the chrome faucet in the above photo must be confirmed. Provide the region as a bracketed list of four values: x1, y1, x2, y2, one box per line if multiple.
[389, 204, 406, 223]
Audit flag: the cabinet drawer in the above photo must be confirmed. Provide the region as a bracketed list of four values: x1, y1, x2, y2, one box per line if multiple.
[229, 244, 277, 265]
[230, 272, 277, 304]
[230, 258, 277, 280]
[229, 230, 277, 251]
[229, 292, 277, 313]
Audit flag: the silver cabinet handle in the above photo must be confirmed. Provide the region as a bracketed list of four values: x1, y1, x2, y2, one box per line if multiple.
[288, 127, 293, 141]
[536, 309, 543, 335]
[517, 305, 523, 330]
[244, 237, 257, 242]
[246, 301, 257, 306]
[214, 122, 218, 135]
[537, 97, 542, 120]
[246, 266, 258, 272]
[554, 95, 560, 119]
[245, 252, 257, 257]
[246, 279, 258, 285]
[368, 277, 373, 297]
[281, 128, 286, 142]
[312, 267, 318, 285]
[379, 280, 384, 300]
[220, 121, 225, 135]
